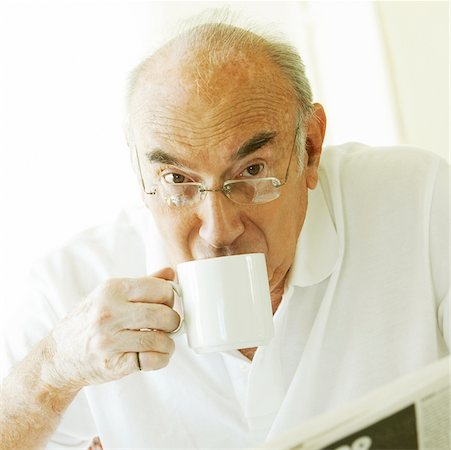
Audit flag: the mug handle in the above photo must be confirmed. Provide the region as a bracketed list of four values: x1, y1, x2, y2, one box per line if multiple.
[167, 280, 184, 334]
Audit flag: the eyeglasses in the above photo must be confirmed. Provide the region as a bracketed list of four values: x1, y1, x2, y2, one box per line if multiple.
[134, 129, 299, 207]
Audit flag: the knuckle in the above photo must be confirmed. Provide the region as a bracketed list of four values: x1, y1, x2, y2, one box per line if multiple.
[90, 333, 112, 353]
[92, 305, 113, 327]
[99, 278, 117, 293]
[150, 278, 173, 302]
[105, 354, 129, 374]
[99, 277, 129, 296]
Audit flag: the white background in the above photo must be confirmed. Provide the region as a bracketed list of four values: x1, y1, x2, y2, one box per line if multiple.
[1, 1, 449, 319]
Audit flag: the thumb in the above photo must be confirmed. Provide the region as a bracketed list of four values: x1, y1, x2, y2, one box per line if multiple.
[150, 267, 176, 281]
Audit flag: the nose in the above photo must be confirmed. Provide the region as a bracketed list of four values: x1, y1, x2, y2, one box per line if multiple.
[198, 192, 245, 248]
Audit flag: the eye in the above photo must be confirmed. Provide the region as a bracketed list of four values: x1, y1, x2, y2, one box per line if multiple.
[163, 173, 188, 184]
[240, 163, 265, 177]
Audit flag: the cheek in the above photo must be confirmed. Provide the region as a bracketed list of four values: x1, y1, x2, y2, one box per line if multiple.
[146, 201, 197, 258]
[264, 184, 308, 259]
[267, 182, 307, 230]
[154, 211, 190, 240]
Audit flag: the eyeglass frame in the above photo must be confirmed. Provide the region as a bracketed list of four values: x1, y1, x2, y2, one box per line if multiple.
[133, 125, 300, 206]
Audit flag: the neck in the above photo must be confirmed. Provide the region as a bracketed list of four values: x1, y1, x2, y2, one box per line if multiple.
[270, 269, 289, 315]
[239, 283, 285, 361]
[238, 268, 290, 361]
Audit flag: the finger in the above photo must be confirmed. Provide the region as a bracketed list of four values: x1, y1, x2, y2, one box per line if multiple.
[115, 329, 175, 354]
[126, 276, 175, 307]
[119, 303, 181, 331]
[91, 437, 103, 450]
[135, 350, 171, 371]
[150, 267, 175, 281]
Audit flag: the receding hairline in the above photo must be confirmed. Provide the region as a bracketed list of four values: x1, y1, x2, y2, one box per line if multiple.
[127, 23, 297, 109]
[126, 14, 314, 169]
[127, 21, 312, 112]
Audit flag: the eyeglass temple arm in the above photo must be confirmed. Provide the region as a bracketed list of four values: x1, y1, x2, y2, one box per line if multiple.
[134, 143, 157, 195]
[281, 125, 300, 184]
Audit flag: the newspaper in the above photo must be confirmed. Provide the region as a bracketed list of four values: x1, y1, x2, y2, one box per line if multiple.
[261, 356, 450, 450]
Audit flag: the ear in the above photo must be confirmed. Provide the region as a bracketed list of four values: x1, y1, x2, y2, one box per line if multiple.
[304, 103, 327, 189]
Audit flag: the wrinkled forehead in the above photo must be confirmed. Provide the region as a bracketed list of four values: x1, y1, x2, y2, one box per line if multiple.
[129, 40, 298, 146]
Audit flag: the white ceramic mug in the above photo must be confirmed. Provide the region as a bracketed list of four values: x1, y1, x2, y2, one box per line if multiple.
[172, 253, 274, 353]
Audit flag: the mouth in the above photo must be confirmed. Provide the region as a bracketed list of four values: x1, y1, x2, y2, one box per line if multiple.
[193, 247, 251, 260]
[189, 237, 269, 263]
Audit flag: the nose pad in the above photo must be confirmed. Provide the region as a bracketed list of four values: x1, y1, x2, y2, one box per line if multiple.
[198, 191, 245, 248]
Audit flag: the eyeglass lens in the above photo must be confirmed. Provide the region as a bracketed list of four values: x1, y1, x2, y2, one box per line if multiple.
[159, 178, 281, 207]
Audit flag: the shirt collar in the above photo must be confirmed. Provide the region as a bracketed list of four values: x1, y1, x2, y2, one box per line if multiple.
[287, 180, 339, 288]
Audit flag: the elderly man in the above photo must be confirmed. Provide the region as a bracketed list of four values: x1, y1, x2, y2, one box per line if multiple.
[1, 21, 449, 450]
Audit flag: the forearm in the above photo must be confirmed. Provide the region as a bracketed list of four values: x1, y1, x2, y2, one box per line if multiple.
[0, 336, 80, 450]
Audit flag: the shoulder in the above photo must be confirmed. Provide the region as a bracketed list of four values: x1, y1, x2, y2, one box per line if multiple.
[29, 206, 152, 314]
[317, 143, 449, 261]
[319, 142, 446, 206]
[320, 142, 444, 178]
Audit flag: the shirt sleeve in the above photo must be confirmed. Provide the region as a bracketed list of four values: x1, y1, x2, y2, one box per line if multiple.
[1, 262, 98, 448]
[429, 156, 450, 349]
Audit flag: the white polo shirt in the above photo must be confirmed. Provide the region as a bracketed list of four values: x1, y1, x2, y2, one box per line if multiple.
[1, 143, 449, 449]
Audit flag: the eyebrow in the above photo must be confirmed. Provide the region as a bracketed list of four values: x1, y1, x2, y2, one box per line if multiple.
[146, 149, 185, 168]
[145, 131, 277, 167]
[234, 131, 277, 160]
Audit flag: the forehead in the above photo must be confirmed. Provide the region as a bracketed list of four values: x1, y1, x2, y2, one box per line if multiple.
[130, 42, 298, 158]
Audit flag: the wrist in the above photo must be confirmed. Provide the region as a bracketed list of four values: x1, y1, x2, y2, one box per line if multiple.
[2, 337, 80, 424]
[35, 335, 82, 405]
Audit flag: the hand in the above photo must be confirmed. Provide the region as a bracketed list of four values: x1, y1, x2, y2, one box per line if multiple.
[88, 436, 103, 450]
[41, 268, 180, 391]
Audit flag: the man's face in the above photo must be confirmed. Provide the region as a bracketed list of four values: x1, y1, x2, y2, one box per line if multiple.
[130, 46, 319, 293]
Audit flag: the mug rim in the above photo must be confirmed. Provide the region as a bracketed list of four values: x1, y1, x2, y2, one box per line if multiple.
[176, 252, 265, 269]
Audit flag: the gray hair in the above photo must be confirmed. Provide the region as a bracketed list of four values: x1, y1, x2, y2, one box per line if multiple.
[127, 11, 314, 169]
